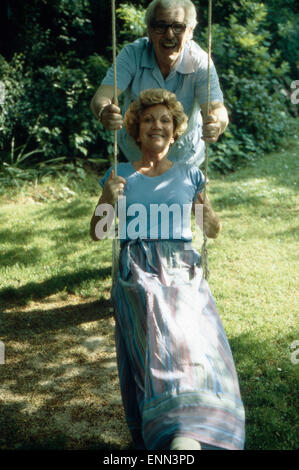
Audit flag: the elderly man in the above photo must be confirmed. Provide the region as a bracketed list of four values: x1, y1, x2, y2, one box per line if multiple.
[90, 0, 228, 166]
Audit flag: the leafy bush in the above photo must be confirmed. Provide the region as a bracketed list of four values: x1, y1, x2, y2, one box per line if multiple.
[194, 1, 294, 171]
[0, 0, 297, 180]
[116, 3, 146, 47]
[0, 52, 112, 183]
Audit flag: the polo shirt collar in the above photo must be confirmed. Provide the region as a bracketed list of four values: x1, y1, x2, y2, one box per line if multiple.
[141, 42, 156, 69]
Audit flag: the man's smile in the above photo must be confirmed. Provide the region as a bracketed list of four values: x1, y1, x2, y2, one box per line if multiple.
[160, 40, 178, 50]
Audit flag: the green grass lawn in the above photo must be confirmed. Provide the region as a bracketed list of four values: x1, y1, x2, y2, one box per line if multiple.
[0, 134, 298, 450]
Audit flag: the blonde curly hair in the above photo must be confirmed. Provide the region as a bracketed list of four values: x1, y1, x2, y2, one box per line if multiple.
[124, 89, 188, 147]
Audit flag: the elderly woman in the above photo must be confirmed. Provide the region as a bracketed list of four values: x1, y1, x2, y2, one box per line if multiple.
[90, 89, 245, 451]
[90, 0, 228, 167]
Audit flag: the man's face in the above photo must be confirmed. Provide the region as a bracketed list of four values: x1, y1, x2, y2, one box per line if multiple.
[148, 7, 193, 70]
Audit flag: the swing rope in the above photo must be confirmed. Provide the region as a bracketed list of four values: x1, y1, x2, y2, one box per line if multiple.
[112, 0, 118, 175]
[110, 0, 213, 282]
[201, 0, 212, 281]
[111, 0, 120, 284]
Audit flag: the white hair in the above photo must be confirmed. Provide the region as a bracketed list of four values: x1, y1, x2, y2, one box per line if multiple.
[145, 0, 198, 30]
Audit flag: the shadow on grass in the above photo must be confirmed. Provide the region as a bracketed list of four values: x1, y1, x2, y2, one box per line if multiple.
[0, 228, 36, 245]
[0, 227, 43, 268]
[0, 400, 131, 450]
[1, 226, 112, 270]
[0, 401, 69, 449]
[1, 298, 112, 337]
[0, 296, 133, 450]
[0, 247, 42, 268]
[229, 332, 298, 450]
[0, 267, 111, 307]
[0, 315, 297, 450]
[37, 200, 94, 221]
[18, 440, 127, 451]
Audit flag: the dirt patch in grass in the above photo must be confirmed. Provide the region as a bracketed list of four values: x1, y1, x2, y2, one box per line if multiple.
[0, 294, 132, 450]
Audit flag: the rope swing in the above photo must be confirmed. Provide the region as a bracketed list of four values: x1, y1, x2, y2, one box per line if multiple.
[111, 0, 120, 284]
[110, 0, 213, 282]
[201, 0, 213, 281]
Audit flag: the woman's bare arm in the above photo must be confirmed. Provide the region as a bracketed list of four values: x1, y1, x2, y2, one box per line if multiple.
[193, 193, 222, 239]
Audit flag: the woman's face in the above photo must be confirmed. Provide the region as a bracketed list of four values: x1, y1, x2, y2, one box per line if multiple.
[137, 104, 175, 154]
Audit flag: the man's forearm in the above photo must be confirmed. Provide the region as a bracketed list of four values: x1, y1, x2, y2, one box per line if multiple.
[90, 94, 111, 119]
[210, 102, 229, 134]
[201, 101, 229, 136]
[90, 85, 122, 119]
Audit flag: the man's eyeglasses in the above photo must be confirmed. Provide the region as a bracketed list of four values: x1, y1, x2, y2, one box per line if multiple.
[150, 22, 187, 35]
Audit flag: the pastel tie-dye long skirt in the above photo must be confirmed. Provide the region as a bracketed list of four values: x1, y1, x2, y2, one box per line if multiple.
[111, 239, 245, 450]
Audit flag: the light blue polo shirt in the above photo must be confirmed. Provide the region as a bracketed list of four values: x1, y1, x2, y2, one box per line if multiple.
[101, 37, 223, 167]
[99, 162, 205, 241]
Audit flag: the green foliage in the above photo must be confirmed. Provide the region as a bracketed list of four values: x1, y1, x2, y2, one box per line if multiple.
[116, 3, 146, 46]
[0, 0, 297, 180]
[264, 0, 299, 78]
[8, 0, 95, 65]
[0, 52, 111, 184]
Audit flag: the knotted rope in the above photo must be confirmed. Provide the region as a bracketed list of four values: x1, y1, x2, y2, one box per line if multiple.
[112, 0, 118, 174]
[111, 0, 120, 284]
[201, 0, 212, 281]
